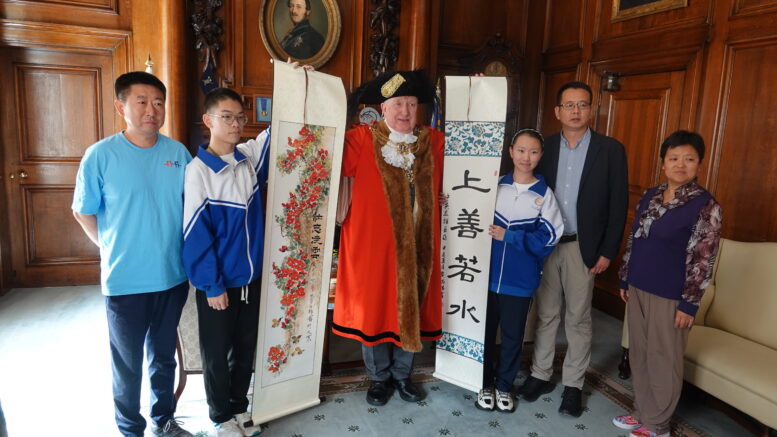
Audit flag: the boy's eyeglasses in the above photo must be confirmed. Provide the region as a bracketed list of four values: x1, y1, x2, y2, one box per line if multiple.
[208, 113, 249, 126]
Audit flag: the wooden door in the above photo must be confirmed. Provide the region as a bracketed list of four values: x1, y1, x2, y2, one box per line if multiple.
[0, 46, 117, 287]
[593, 70, 686, 298]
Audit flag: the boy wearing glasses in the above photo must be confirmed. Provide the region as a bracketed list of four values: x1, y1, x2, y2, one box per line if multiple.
[182, 88, 268, 436]
[517, 81, 628, 418]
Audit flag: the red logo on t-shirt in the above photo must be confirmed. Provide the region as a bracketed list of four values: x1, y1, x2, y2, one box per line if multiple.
[163, 160, 181, 168]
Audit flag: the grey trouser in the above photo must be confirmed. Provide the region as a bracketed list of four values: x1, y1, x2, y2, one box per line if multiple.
[362, 343, 414, 381]
[530, 241, 595, 389]
[628, 285, 689, 435]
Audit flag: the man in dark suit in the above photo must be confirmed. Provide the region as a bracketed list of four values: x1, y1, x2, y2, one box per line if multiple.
[517, 81, 628, 417]
[281, 0, 324, 60]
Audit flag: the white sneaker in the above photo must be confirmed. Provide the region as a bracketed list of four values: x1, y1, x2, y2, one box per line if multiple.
[215, 417, 243, 437]
[495, 389, 516, 413]
[234, 412, 262, 436]
[475, 387, 495, 411]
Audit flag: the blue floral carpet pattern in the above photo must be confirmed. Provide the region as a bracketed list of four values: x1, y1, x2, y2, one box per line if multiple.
[252, 359, 707, 437]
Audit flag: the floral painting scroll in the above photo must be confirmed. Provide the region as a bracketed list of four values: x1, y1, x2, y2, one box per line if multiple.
[434, 76, 507, 392]
[253, 61, 345, 424]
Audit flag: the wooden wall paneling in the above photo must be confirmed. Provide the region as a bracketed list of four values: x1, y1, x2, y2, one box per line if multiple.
[708, 38, 777, 242]
[596, 0, 711, 42]
[587, 45, 703, 128]
[130, 0, 188, 142]
[592, 22, 708, 62]
[337, 0, 366, 90]
[435, 0, 529, 74]
[396, 0, 433, 71]
[594, 70, 687, 294]
[537, 69, 577, 135]
[237, 0, 271, 92]
[518, 0, 548, 130]
[163, 0, 189, 143]
[542, 48, 584, 73]
[727, 9, 777, 42]
[0, 0, 131, 30]
[543, 0, 584, 53]
[437, 0, 508, 50]
[428, 0, 441, 81]
[730, 0, 777, 17]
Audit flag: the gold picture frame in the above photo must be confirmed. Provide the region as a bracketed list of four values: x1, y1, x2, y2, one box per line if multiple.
[259, 0, 341, 68]
[611, 0, 688, 23]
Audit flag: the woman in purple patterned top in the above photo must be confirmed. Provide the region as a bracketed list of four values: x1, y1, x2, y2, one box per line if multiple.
[611, 131, 722, 437]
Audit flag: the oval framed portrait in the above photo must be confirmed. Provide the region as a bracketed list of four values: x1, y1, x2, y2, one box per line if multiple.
[259, 0, 341, 68]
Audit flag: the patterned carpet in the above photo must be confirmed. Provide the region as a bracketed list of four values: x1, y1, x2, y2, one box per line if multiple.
[245, 349, 708, 437]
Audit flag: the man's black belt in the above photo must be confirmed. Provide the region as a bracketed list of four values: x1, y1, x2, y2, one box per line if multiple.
[559, 234, 577, 244]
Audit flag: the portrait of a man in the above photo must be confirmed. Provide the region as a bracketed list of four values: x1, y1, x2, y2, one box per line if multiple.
[260, 0, 340, 68]
[279, 0, 325, 59]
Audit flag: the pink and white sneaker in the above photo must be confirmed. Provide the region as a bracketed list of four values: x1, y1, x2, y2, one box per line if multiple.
[612, 414, 641, 430]
[630, 425, 669, 437]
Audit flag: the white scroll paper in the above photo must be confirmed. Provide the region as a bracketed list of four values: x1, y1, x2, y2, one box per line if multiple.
[253, 61, 346, 424]
[434, 76, 507, 392]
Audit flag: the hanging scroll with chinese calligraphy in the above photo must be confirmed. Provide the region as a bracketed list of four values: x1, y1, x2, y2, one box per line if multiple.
[253, 61, 346, 423]
[434, 76, 507, 392]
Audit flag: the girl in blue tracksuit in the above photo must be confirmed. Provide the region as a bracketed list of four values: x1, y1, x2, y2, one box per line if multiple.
[476, 129, 564, 413]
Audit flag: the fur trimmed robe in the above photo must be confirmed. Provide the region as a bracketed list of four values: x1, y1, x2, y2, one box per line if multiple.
[332, 121, 443, 352]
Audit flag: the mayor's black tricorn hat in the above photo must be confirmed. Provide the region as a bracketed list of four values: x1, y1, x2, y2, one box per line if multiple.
[347, 69, 435, 116]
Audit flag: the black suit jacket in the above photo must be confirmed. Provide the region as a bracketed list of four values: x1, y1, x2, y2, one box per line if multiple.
[537, 129, 629, 268]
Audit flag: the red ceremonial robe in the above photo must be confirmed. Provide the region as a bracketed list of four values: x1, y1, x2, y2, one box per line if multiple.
[332, 121, 443, 352]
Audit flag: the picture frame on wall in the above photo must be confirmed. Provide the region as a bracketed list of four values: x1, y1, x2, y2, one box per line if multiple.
[611, 0, 688, 23]
[259, 0, 341, 69]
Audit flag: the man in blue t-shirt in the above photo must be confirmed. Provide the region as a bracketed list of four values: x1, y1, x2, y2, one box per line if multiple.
[72, 72, 193, 437]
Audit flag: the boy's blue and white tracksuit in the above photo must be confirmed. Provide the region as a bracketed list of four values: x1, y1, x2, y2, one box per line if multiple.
[483, 173, 563, 393]
[182, 129, 270, 425]
[182, 130, 270, 298]
[488, 173, 564, 297]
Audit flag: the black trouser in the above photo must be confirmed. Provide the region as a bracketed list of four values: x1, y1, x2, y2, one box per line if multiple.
[196, 282, 260, 424]
[482, 291, 532, 392]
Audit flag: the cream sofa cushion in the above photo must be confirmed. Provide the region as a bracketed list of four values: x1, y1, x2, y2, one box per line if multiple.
[705, 239, 777, 350]
[685, 325, 777, 405]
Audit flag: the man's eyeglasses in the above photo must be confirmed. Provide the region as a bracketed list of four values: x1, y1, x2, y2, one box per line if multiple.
[557, 101, 591, 110]
[208, 113, 249, 126]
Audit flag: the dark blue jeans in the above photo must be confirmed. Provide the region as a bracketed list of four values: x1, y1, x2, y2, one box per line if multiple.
[483, 291, 532, 392]
[105, 281, 188, 437]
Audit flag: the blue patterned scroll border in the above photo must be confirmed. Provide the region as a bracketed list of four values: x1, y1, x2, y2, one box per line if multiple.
[436, 331, 484, 363]
[445, 121, 505, 157]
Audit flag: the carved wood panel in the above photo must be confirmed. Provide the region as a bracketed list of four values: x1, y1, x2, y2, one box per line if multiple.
[711, 40, 777, 242]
